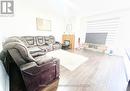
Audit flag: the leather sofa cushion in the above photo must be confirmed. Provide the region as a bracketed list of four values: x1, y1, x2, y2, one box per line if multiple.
[36, 36, 45, 46]
[45, 36, 55, 44]
[21, 36, 36, 47]
[28, 47, 42, 54]
[28, 47, 45, 57]
[53, 44, 61, 50]
[25, 37, 34, 45]
[34, 55, 54, 65]
[45, 36, 51, 44]
[20, 62, 37, 70]
[31, 51, 45, 57]
[38, 45, 49, 50]
[49, 36, 55, 44]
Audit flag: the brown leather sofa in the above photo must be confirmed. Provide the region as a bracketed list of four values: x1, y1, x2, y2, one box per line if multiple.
[1, 36, 60, 91]
[21, 36, 61, 52]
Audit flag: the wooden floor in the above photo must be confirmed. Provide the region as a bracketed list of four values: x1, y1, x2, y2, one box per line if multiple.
[40, 49, 128, 91]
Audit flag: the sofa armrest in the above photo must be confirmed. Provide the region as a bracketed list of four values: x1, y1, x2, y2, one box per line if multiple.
[54, 42, 62, 49]
[20, 58, 59, 76]
[20, 62, 37, 70]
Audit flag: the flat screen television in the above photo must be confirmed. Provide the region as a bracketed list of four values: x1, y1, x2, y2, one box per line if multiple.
[85, 33, 107, 44]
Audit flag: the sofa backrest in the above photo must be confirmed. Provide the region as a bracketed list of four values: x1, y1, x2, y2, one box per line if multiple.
[35, 36, 46, 46]
[3, 36, 22, 46]
[3, 37, 35, 64]
[48, 35, 55, 44]
[21, 36, 37, 47]
[21, 36, 56, 47]
[45, 36, 55, 45]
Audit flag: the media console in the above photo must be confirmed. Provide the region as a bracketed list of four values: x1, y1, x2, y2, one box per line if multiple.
[83, 43, 107, 53]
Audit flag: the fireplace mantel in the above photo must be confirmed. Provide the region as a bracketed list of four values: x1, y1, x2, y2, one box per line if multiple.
[62, 34, 75, 49]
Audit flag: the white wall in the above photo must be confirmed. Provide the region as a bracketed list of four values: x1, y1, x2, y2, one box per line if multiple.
[120, 11, 130, 48]
[62, 0, 130, 17]
[65, 9, 130, 56]
[0, 0, 65, 51]
[1, 0, 130, 54]
[63, 16, 85, 48]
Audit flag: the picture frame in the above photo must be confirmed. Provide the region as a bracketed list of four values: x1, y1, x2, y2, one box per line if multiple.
[36, 17, 51, 31]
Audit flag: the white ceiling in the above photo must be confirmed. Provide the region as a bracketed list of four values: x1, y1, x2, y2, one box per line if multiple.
[18, 0, 130, 16]
[63, 0, 130, 16]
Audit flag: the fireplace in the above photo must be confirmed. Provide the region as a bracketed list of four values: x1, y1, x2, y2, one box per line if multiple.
[62, 40, 70, 50]
[62, 34, 75, 49]
[64, 40, 70, 46]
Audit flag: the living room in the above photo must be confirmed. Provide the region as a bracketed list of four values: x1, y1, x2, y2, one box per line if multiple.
[0, 0, 130, 91]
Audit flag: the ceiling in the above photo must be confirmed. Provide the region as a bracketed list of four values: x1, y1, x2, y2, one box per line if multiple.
[18, 0, 130, 16]
[63, 0, 130, 16]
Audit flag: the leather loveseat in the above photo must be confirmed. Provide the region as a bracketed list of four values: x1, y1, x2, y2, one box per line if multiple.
[1, 36, 60, 91]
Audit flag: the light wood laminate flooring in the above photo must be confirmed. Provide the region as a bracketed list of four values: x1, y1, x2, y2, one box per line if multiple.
[40, 49, 128, 91]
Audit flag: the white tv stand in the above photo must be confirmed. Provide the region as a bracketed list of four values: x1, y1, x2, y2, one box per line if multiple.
[83, 43, 107, 53]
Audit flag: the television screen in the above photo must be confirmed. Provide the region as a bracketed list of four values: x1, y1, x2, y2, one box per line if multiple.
[85, 33, 107, 44]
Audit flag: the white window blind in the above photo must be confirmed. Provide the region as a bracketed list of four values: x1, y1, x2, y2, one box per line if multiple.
[87, 17, 120, 45]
